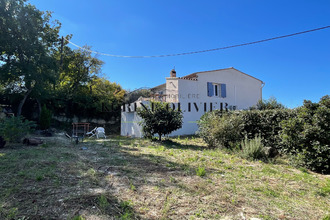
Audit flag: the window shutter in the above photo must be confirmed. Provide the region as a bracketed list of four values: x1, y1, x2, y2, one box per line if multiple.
[221, 84, 226, 98]
[207, 82, 214, 97]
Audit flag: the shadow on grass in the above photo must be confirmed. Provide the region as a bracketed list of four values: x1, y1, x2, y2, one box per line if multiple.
[161, 139, 206, 151]
[98, 138, 220, 190]
[0, 144, 142, 220]
[0, 135, 221, 219]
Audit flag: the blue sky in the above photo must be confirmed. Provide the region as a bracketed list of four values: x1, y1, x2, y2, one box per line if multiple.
[30, 0, 330, 108]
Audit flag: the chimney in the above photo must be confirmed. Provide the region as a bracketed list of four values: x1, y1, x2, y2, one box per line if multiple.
[170, 69, 176, 77]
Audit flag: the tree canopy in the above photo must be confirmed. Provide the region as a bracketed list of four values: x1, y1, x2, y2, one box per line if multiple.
[0, 0, 125, 130]
[0, 0, 62, 115]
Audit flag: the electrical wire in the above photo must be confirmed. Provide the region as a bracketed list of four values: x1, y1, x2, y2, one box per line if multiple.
[66, 25, 330, 58]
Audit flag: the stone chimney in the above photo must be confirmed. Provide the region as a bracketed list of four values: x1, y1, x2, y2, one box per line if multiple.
[170, 69, 176, 77]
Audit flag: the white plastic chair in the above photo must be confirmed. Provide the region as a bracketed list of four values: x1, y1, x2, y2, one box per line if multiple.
[86, 127, 107, 139]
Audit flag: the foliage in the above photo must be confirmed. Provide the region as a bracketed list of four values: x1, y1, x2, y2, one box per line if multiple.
[53, 46, 124, 121]
[239, 109, 296, 149]
[241, 135, 267, 161]
[195, 167, 206, 177]
[280, 95, 330, 174]
[0, 1, 124, 127]
[0, 116, 36, 142]
[124, 88, 152, 104]
[39, 105, 52, 130]
[198, 108, 295, 149]
[250, 97, 286, 110]
[137, 101, 183, 141]
[198, 111, 242, 148]
[0, 0, 62, 115]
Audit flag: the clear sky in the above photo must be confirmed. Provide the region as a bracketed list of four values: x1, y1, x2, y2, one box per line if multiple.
[29, 0, 330, 108]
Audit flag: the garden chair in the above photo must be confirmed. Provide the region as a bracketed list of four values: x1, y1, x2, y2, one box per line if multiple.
[86, 127, 107, 139]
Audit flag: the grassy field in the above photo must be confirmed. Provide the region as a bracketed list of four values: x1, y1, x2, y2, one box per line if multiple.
[0, 135, 329, 220]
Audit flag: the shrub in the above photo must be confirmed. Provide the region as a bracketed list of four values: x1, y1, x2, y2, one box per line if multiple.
[39, 105, 52, 130]
[137, 101, 183, 141]
[241, 135, 267, 161]
[0, 116, 36, 143]
[198, 111, 243, 148]
[280, 95, 330, 174]
[198, 109, 294, 149]
[250, 97, 285, 110]
[239, 109, 296, 149]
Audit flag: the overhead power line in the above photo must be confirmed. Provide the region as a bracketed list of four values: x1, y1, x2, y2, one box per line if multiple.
[66, 25, 330, 58]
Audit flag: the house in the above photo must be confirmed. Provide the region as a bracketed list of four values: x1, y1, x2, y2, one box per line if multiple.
[121, 67, 264, 137]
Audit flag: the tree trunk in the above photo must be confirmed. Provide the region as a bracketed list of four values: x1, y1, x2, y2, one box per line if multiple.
[17, 89, 32, 116]
[158, 133, 162, 141]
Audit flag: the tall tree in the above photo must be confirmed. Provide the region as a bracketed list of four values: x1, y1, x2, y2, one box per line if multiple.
[0, 0, 62, 116]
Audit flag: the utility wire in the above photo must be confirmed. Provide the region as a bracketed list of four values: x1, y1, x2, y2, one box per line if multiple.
[66, 25, 330, 58]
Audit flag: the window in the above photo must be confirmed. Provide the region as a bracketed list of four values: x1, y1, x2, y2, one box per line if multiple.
[207, 82, 226, 98]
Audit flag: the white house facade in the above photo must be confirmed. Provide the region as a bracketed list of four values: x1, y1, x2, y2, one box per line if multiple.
[121, 67, 264, 137]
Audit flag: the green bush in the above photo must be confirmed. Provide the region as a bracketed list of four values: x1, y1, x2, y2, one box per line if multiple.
[137, 101, 183, 141]
[198, 111, 242, 148]
[198, 109, 294, 149]
[239, 109, 296, 149]
[241, 135, 267, 161]
[0, 116, 36, 143]
[40, 105, 52, 130]
[250, 97, 285, 110]
[280, 95, 330, 174]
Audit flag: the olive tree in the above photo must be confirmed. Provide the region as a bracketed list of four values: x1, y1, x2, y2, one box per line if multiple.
[137, 101, 183, 141]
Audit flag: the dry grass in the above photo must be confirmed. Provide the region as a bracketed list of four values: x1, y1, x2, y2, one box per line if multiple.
[0, 135, 329, 219]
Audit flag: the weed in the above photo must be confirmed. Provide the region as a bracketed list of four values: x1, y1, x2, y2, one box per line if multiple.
[323, 215, 330, 220]
[298, 167, 309, 173]
[40, 143, 49, 148]
[35, 174, 44, 181]
[86, 168, 96, 176]
[196, 167, 206, 177]
[161, 194, 173, 219]
[98, 195, 110, 213]
[169, 176, 177, 183]
[130, 181, 136, 191]
[120, 200, 134, 219]
[7, 207, 18, 219]
[241, 135, 267, 161]
[184, 137, 189, 145]
[316, 180, 330, 197]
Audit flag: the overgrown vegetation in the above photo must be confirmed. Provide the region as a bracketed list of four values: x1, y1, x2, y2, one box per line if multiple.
[0, 116, 35, 142]
[0, 136, 329, 219]
[198, 96, 329, 174]
[241, 135, 267, 161]
[280, 95, 330, 174]
[137, 101, 183, 141]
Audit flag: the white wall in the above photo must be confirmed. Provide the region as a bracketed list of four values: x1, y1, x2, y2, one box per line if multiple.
[121, 68, 263, 137]
[121, 111, 143, 138]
